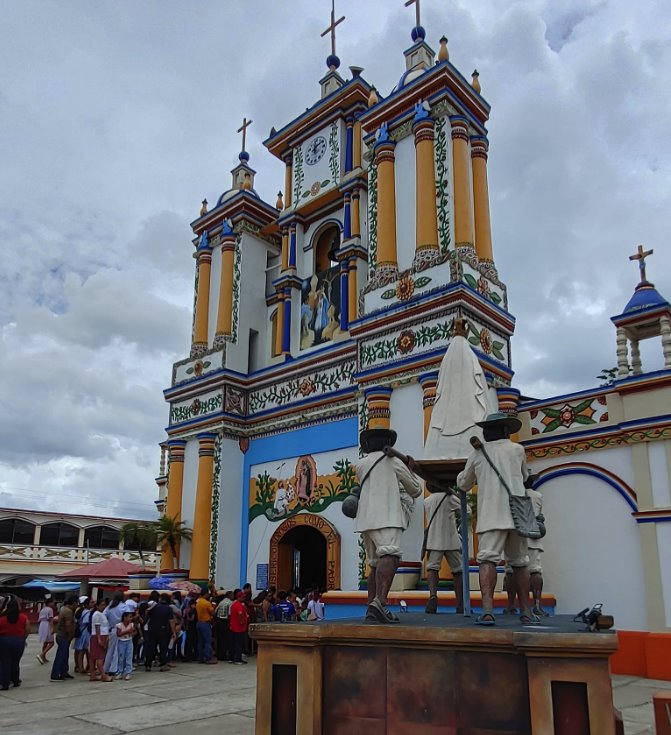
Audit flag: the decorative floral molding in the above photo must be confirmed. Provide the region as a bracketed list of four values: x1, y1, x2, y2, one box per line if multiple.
[328, 121, 340, 182]
[525, 425, 671, 460]
[359, 316, 508, 369]
[293, 144, 304, 205]
[434, 114, 451, 255]
[390, 119, 413, 143]
[169, 390, 223, 424]
[0, 544, 158, 566]
[209, 433, 222, 581]
[381, 273, 432, 301]
[358, 395, 369, 458]
[367, 159, 378, 276]
[230, 238, 242, 344]
[248, 360, 356, 414]
[529, 396, 609, 436]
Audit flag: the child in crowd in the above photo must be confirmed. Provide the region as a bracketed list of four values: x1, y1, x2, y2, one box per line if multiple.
[90, 599, 111, 682]
[115, 610, 136, 680]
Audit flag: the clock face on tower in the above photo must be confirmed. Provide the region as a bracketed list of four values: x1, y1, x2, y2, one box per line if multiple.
[305, 135, 327, 165]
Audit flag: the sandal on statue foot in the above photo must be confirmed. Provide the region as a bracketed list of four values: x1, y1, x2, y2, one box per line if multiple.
[425, 596, 438, 614]
[475, 612, 496, 626]
[519, 611, 541, 625]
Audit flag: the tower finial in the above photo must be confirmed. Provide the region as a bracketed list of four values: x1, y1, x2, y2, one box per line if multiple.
[237, 117, 253, 161]
[199, 198, 208, 216]
[321, 0, 345, 70]
[438, 35, 449, 61]
[404, 0, 425, 41]
[629, 244, 654, 285]
[471, 70, 481, 94]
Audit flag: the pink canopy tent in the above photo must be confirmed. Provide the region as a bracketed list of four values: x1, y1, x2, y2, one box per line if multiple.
[58, 558, 145, 580]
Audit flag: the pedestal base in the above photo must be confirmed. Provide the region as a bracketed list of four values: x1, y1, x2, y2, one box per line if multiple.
[251, 614, 618, 735]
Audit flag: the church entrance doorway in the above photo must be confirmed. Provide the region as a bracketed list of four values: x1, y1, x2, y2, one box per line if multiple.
[278, 525, 326, 592]
[268, 513, 341, 593]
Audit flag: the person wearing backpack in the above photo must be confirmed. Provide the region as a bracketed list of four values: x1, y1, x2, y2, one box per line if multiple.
[74, 597, 94, 674]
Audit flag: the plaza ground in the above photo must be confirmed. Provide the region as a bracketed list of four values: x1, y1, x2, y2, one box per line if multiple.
[0, 638, 664, 734]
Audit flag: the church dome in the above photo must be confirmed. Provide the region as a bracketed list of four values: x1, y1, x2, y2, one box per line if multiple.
[622, 283, 669, 314]
[216, 186, 260, 206]
[392, 64, 428, 92]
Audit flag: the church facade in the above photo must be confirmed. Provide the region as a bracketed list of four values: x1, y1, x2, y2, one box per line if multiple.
[156, 10, 671, 643]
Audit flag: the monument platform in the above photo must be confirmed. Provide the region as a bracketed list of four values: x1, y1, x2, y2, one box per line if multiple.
[251, 613, 619, 735]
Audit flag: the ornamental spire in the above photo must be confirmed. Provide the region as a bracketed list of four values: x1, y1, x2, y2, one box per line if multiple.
[629, 244, 654, 285]
[321, 0, 345, 70]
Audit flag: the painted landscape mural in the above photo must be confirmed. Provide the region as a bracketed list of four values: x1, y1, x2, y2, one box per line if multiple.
[248, 453, 357, 523]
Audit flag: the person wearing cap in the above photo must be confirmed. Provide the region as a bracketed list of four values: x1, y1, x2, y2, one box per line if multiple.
[456, 412, 535, 625]
[355, 427, 422, 624]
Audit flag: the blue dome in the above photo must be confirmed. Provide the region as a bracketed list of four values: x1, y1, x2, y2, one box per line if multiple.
[238, 150, 250, 162]
[623, 283, 669, 314]
[326, 53, 341, 70]
[411, 25, 426, 41]
[393, 65, 428, 92]
[216, 187, 259, 206]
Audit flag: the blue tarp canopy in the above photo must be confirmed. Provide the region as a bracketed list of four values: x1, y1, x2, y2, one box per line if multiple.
[22, 580, 80, 592]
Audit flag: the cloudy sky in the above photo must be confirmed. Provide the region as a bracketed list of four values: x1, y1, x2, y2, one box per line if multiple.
[1, 0, 669, 519]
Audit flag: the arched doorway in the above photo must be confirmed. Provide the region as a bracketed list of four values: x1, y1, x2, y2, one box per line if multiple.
[269, 513, 341, 592]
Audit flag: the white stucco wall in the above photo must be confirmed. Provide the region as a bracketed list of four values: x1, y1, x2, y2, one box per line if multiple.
[655, 523, 671, 628]
[215, 438, 244, 589]
[649, 440, 671, 508]
[394, 135, 416, 274]
[178, 437, 200, 569]
[390, 381, 425, 561]
[539, 473, 647, 630]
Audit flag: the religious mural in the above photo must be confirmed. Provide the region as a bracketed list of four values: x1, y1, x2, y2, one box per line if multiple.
[248, 453, 357, 523]
[300, 265, 342, 350]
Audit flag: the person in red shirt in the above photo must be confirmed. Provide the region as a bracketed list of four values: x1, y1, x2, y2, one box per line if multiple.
[0, 596, 30, 690]
[228, 589, 249, 665]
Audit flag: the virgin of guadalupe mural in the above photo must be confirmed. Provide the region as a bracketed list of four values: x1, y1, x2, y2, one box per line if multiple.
[301, 269, 341, 349]
[295, 455, 317, 503]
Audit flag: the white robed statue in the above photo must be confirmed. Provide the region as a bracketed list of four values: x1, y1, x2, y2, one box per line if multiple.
[424, 318, 494, 460]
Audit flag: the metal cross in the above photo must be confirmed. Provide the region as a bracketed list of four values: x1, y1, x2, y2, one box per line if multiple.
[237, 117, 253, 152]
[321, 0, 345, 57]
[629, 244, 654, 283]
[404, 0, 421, 27]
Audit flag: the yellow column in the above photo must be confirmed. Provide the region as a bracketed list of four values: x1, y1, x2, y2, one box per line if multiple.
[189, 433, 217, 581]
[451, 117, 474, 250]
[284, 155, 292, 209]
[161, 440, 187, 571]
[351, 190, 361, 237]
[215, 231, 236, 340]
[364, 386, 392, 430]
[353, 121, 362, 169]
[281, 228, 289, 271]
[418, 373, 439, 442]
[348, 256, 358, 323]
[471, 136, 493, 262]
[274, 293, 284, 357]
[413, 118, 439, 254]
[192, 238, 212, 355]
[375, 141, 398, 271]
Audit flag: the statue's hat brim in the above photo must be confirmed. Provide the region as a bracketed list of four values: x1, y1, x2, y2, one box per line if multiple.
[360, 428, 397, 449]
[475, 412, 522, 434]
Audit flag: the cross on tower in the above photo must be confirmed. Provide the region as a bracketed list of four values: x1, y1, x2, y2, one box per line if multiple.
[321, 0, 345, 57]
[404, 0, 421, 27]
[237, 117, 253, 153]
[629, 244, 654, 284]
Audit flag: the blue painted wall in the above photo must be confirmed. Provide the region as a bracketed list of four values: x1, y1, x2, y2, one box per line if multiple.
[238, 416, 358, 585]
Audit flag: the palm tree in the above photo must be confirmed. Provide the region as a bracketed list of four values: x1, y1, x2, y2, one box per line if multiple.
[119, 522, 157, 569]
[154, 515, 193, 570]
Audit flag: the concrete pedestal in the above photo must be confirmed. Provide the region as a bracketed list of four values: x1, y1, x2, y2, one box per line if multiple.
[250, 614, 618, 735]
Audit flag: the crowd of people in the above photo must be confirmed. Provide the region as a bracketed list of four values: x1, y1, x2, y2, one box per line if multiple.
[0, 583, 324, 690]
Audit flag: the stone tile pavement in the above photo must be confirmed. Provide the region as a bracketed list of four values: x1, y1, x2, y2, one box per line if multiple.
[1, 639, 666, 733]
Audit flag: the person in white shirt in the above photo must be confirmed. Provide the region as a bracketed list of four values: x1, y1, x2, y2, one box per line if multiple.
[355, 427, 422, 624]
[90, 600, 112, 682]
[457, 412, 534, 626]
[307, 590, 324, 621]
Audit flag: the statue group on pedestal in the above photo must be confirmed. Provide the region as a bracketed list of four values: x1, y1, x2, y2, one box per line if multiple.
[349, 318, 546, 626]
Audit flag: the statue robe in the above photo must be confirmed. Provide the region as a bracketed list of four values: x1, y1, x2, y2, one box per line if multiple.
[424, 335, 493, 460]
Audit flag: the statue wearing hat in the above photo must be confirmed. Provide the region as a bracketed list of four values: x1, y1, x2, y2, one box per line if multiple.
[354, 427, 422, 624]
[457, 412, 537, 625]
